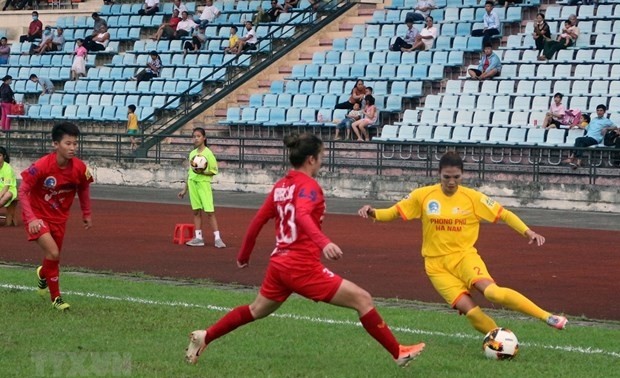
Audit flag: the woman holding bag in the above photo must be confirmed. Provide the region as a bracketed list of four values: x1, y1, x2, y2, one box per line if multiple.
[0, 75, 15, 132]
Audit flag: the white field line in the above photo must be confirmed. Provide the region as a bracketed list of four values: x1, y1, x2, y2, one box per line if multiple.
[2, 283, 619, 359]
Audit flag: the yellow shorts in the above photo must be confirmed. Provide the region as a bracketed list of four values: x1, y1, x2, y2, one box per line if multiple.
[188, 179, 214, 212]
[424, 251, 494, 308]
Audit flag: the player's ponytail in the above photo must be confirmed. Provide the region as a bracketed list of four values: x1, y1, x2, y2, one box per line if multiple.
[192, 127, 207, 146]
[0, 146, 9, 164]
[284, 133, 323, 168]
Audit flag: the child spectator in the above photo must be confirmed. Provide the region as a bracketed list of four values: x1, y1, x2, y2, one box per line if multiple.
[127, 105, 139, 151]
[224, 26, 240, 54]
[0, 146, 17, 226]
[19, 122, 94, 311]
[134, 51, 162, 83]
[468, 43, 501, 80]
[542, 93, 565, 129]
[177, 127, 226, 248]
[71, 39, 87, 81]
[0, 37, 9, 65]
[557, 20, 574, 46]
[334, 102, 363, 140]
[352, 95, 378, 142]
[576, 113, 590, 129]
[0, 75, 14, 131]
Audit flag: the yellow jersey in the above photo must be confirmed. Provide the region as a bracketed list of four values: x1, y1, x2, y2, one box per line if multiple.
[229, 34, 239, 48]
[381, 184, 526, 258]
[127, 113, 138, 131]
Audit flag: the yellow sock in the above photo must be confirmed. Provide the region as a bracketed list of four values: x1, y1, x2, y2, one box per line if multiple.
[484, 284, 551, 321]
[465, 306, 498, 334]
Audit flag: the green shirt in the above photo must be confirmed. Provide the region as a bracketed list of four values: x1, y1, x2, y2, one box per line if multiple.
[0, 162, 17, 199]
[188, 147, 218, 182]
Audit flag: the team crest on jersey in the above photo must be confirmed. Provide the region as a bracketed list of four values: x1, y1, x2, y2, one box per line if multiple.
[43, 176, 57, 189]
[481, 196, 496, 208]
[426, 200, 440, 215]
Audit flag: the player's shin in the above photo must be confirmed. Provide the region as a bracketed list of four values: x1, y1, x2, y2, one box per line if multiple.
[483, 284, 550, 320]
[465, 306, 498, 334]
[205, 305, 255, 344]
[42, 258, 61, 301]
[360, 308, 400, 358]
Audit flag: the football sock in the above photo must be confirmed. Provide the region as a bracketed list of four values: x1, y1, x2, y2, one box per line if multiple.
[213, 231, 221, 240]
[195, 230, 203, 239]
[465, 306, 498, 334]
[42, 258, 60, 301]
[484, 284, 551, 321]
[205, 305, 255, 345]
[360, 308, 400, 358]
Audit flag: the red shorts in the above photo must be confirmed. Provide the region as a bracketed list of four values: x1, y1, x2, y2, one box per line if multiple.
[259, 262, 343, 303]
[25, 220, 66, 251]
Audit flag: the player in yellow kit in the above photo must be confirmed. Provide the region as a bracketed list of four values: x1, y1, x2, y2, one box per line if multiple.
[358, 151, 568, 334]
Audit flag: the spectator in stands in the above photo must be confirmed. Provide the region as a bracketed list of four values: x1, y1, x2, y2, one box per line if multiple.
[283, 0, 299, 12]
[352, 95, 378, 142]
[184, 25, 206, 55]
[531, 13, 550, 55]
[127, 104, 139, 151]
[266, 0, 285, 22]
[83, 25, 110, 52]
[237, 21, 258, 54]
[602, 125, 620, 167]
[539, 17, 579, 61]
[33, 27, 65, 55]
[29, 74, 54, 96]
[152, 9, 181, 41]
[468, 43, 501, 80]
[0, 38, 10, 65]
[335, 79, 365, 110]
[563, 104, 615, 169]
[198, 0, 221, 29]
[390, 20, 418, 52]
[173, 0, 188, 14]
[175, 11, 198, 39]
[224, 26, 240, 54]
[138, 0, 160, 16]
[575, 113, 590, 130]
[85, 13, 108, 45]
[334, 102, 363, 141]
[402, 16, 437, 52]
[29, 26, 52, 55]
[71, 38, 87, 81]
[0, 75, 14, 131]
[405, 0, 436, 23]
[20, 11, 43, 43]
[471, 1, 501, 45]
[542, 93, 566, 129]
[134, 51, 162, 83]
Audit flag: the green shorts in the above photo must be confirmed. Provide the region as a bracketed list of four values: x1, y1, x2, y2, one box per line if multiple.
[188, 180, 214, 212]
[127, 129, 138, 135]
[2, 189, 16, 208]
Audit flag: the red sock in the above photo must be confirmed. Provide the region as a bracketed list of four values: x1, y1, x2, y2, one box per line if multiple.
[205, 305, 255, 345]
[42, 259, 60, 301]
[360, 308, 400, 358]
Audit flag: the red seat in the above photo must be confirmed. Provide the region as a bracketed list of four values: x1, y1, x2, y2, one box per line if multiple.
[173, 224, 195, 244]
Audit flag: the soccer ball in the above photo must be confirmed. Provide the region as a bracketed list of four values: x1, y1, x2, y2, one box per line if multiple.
[482, 327, 519, 360]
[191, 155, 208, 173]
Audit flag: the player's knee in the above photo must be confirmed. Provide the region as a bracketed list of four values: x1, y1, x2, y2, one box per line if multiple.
[355, 288, 374, 311]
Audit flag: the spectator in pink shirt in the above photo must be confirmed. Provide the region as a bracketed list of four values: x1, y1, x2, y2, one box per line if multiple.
[542, 93, 566, 129]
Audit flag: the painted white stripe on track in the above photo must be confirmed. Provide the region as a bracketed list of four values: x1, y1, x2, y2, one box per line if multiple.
[2, 283, 619, 359]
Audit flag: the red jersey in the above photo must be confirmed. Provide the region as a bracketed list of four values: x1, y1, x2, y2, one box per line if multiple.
[19, 153, 93, 224]
[237, 170, 331, 268]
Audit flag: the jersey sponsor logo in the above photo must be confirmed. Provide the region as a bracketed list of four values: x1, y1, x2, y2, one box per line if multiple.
[426, 200, 440, 215]
[274, 185, 295, 202]
[43, 176, 57, 189]
[298, 187, 317, 202]
[481, 196, 496, 208]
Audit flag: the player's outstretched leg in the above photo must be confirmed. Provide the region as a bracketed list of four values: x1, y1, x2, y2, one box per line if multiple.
[36, 266, 48, 298]
[394, 344, 426, 368]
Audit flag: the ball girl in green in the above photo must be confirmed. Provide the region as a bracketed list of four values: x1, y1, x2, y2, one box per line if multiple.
[177, 127, 226, 248]
[0, 146, 18, 226]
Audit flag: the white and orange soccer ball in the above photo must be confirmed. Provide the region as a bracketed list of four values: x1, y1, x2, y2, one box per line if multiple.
[482, 327, 519, 360]
[191, 155, 208, 173]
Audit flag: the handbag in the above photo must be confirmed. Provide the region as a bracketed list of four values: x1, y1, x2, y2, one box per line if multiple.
[10, 102, 25, 116]
[603, 129, 618, 147]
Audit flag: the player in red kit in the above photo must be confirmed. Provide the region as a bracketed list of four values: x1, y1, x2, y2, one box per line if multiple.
[19, 122, 93, 311]
[185, 133, 425, 367]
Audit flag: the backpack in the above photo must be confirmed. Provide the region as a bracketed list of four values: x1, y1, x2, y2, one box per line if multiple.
[562, 109, 581, 126]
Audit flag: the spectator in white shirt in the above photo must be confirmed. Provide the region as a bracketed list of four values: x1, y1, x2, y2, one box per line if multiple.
[405, 0, 436, 23]
[173, 0, 188, 14]
[199, 0, 221, 29]
[471, 1, 501, 45]
[138, 0, 160, 15]
[237, 21, 258, 54]
[402, 16, 437, 52]
[175, 11, 198, 39]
